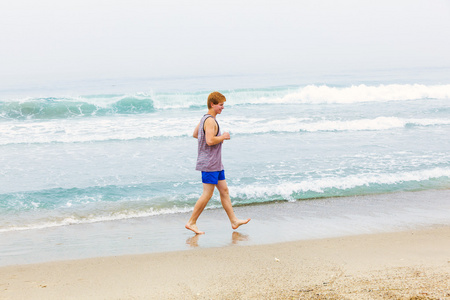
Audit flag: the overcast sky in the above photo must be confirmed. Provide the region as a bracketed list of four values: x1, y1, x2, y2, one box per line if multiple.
[1, 0, 449, 87]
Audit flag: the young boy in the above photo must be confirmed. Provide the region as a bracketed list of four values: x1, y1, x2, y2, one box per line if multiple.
[185, 92, 251, 234]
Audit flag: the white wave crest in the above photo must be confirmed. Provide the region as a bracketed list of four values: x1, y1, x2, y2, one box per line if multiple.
[244, 84, 450, 104]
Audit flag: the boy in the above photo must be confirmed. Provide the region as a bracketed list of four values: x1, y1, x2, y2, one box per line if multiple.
[185, 92, 251, 234]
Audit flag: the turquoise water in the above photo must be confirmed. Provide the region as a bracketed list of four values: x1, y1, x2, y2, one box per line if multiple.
[1, 70, 450, 233]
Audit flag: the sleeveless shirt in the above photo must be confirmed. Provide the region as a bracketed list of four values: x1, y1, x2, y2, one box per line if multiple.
[195, 114, 224, 172]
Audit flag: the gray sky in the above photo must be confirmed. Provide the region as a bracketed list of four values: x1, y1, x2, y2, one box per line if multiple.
[1, 0, 450, 87]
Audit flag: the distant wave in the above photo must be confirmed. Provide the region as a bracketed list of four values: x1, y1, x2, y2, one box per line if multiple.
[1, 115, 448, 145]
[275, 83, 450, 104]
[0, 91, 212, 120]
[227, 83, 450, 105]
[0, 95, 155, 120]
[1, 83, 449, 120]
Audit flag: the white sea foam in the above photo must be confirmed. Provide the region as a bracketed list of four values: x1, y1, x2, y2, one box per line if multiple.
[1, 115, 449, 145]
[230, 167, 450, 200]
[223, 116, 450, 134]
[0, 115, 195, 145]
[0, 206, 198, 233]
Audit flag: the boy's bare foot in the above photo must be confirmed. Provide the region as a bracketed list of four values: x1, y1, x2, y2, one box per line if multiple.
[185, 223, 205, 234]
[231, 218, 251, 230]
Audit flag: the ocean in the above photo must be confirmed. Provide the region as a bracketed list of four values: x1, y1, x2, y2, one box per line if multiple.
[1, 69, 450, 265]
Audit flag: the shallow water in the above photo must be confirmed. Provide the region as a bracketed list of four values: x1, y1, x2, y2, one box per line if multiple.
[1, 189, 449, 266]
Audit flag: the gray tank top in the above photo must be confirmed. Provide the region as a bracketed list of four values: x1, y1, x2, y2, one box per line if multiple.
[195, 114, 224, 172]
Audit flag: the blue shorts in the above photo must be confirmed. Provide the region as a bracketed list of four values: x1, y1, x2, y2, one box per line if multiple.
[201, 170, 225, 184]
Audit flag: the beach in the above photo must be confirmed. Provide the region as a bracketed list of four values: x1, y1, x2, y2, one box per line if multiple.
[1, 190, 450, 299]
[1, 224, 449, 299]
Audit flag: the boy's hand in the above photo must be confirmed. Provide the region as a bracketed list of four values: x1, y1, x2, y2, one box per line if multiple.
[222, 132, 231, 140]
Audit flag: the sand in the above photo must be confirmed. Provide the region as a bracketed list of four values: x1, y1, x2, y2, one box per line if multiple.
[1, 225, 449, 299]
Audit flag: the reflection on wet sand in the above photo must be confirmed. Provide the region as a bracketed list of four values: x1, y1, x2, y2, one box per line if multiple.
[186, 232, 250, 248]
[231, 232, 249, 244]
[186, 234, 201, 248]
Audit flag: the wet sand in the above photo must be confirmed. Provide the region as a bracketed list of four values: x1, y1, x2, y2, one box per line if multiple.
[1, 225, 450, 299]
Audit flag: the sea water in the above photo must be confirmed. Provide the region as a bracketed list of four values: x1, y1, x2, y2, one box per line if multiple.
[1, 69, 450, 239]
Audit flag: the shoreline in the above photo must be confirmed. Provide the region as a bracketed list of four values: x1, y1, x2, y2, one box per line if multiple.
[1, 225, 449, 299]
[1, 189, 450, 267]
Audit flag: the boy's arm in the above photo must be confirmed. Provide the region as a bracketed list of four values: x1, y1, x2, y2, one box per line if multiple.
[204, 118, 230, 146]
[193, 122, 200, 139]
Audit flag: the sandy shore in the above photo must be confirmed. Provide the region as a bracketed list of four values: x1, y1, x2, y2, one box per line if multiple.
[1, 225, 449, 300]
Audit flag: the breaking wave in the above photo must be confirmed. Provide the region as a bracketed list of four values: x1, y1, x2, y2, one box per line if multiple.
[1, 83, 449, 120]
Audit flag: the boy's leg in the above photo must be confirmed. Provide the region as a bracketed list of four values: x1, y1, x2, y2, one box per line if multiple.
[185, 183, 215, 234]
[216, 180, 251, 230]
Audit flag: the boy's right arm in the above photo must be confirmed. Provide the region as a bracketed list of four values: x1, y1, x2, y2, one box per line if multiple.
[193, 122, 200, 139]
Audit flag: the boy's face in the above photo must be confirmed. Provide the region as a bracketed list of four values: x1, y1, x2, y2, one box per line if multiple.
[212, 102, 225, 114]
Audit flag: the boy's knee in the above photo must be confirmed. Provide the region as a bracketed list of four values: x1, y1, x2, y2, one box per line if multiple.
[219, 187, 229, 196]
[202, 190, 214, 199]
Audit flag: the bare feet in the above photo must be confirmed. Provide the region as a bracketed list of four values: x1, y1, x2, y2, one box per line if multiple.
[231, 218, 251, 230]
[185, 223, 205, 234]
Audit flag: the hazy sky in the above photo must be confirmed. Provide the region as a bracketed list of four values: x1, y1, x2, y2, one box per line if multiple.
[1, 0, 450, 87]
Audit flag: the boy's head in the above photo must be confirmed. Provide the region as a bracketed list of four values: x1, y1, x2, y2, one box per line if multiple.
[207, 91, 226, 109]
